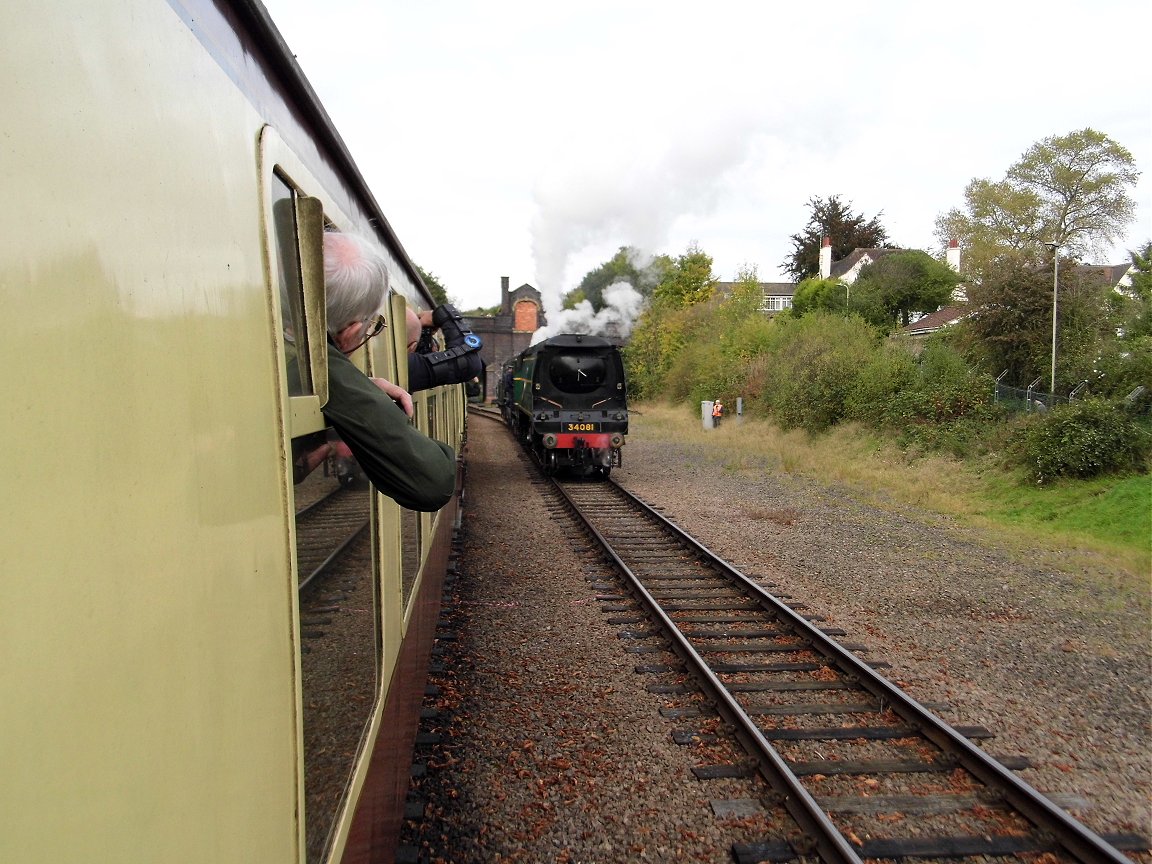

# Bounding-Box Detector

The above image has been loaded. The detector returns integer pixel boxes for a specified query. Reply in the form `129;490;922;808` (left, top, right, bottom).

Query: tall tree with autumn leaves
934;128;1140;276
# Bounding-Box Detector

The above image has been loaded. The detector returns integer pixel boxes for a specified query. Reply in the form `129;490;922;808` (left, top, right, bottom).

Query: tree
624;244;716;397
415;265;451;307
789;276;848;317
950;249;1054;384
781;195;893;282
934;129;1140;274
951;248;1123;392
849;250;962;329
1084;242;1152;402
564;246;670;310
1121;241;1152;339
653;244;716;308
720;264;765;324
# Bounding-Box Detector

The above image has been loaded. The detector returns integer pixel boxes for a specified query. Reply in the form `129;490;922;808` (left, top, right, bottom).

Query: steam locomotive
498;333;628;477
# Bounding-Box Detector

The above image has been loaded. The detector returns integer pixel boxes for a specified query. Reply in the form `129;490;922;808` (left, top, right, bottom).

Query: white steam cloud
530;281;646;345
528;112;772;342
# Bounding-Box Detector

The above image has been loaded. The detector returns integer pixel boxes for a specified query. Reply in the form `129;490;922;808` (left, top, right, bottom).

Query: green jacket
322;342;456;512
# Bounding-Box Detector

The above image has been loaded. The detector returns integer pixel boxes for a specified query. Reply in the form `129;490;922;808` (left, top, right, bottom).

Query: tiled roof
902;304;971;335
714;281;797;297
828;247;901;280
1073;263;1132;287
761;282;796;296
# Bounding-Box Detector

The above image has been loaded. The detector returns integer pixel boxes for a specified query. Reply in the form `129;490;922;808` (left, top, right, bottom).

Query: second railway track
551;475;1145;864
295;485;371;591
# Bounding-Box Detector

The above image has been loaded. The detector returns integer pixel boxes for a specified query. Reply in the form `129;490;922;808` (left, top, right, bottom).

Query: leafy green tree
624;245;717;397
653;244;716;308
849;250;962;329
564;246;670;310
789;276;848;316
415;265;451;307
719;264;764;323
950;249;1057;385
950;248;1127;394
781;195;893;281
1121;241;1152;340
1067;246;1152;403
561;287;587;310
755;311;882;433
934;129;1140;275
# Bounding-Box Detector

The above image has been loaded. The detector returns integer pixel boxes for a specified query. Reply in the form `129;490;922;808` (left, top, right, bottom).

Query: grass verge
630;402;1150;585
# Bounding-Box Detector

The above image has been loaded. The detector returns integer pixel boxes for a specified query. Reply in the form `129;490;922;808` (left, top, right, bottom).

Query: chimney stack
946;239;961;272
819;236;832;280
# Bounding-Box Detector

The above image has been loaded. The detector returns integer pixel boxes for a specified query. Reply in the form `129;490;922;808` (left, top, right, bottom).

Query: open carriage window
271;171;312;398
265;161;379;864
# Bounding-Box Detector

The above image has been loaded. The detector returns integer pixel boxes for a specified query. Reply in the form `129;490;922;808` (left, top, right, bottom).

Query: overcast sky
261;0;1151;314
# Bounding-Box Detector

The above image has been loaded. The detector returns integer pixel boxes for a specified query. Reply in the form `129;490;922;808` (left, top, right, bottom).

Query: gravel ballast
399;413;1150;863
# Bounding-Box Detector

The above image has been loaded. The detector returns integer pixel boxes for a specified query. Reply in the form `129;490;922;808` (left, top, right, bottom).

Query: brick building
463;276;547;400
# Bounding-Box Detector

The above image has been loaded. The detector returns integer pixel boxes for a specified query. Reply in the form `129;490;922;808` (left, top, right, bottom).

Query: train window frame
258;125;338;439
260;125;392;864
388;293;409;391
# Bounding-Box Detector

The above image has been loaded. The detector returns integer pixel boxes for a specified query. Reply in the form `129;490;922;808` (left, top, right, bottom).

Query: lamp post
1044;241;1060;397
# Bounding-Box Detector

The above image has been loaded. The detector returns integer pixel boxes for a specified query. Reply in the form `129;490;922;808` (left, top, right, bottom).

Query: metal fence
995;372;1147;415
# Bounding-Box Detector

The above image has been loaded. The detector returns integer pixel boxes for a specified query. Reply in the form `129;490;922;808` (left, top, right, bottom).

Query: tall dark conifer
781;195;893;281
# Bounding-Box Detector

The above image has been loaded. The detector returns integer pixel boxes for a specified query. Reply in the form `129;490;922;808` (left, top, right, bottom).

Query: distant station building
463;276;546;400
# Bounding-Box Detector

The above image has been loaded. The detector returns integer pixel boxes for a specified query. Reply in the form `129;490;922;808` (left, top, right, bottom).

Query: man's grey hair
322;231;389;334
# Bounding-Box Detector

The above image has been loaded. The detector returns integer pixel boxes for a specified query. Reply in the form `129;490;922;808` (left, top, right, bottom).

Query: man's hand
370;377;414;417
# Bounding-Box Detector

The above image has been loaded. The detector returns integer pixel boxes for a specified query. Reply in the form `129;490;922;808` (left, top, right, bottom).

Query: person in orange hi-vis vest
712;399;724;427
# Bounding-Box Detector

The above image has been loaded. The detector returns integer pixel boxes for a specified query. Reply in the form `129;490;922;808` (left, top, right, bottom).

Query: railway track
550;475;1145;864
295;485;371;591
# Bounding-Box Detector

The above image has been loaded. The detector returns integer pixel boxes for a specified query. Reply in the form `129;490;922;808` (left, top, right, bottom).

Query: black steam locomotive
497;333;628;477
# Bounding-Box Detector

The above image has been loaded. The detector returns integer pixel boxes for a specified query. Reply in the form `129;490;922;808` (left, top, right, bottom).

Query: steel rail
552;477;864;864
297;521;369;592
296;484;345;518
594;481;1133;864
295;488;372;592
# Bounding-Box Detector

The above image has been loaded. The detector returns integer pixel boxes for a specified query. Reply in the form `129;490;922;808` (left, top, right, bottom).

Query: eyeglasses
350;314;387;352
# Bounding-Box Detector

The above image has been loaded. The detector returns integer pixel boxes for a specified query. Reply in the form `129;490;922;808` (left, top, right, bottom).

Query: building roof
1073;262;1133;287
901;304;971;336
714;281;796;298
828;247;902;280
760;282;796;296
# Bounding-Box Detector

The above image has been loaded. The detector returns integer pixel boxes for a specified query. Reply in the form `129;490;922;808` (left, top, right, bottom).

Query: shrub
881;344;1002;458
844;346;917;426
761;312;882;433
1008;398;1151;483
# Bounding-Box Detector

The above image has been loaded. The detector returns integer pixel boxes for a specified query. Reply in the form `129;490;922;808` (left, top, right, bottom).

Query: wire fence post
995;370;1008;404
1026;376;1044;413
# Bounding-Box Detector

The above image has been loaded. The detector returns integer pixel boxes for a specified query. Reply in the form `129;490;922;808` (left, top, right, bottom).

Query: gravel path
399;412;1151;863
